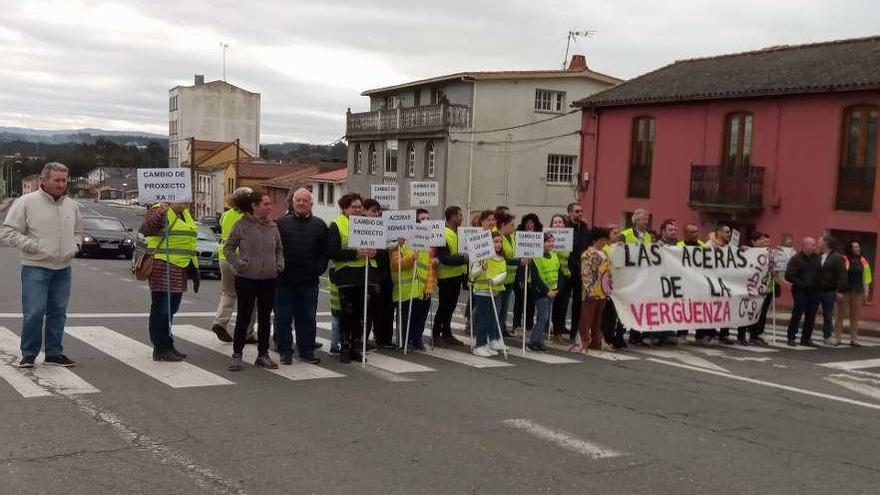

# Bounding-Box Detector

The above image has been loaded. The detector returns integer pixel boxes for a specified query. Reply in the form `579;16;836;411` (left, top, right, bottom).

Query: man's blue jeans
274;286;319;358
497;287;512;334
21;266;71;358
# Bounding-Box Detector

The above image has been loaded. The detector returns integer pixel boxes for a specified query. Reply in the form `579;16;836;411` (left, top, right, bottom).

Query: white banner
609;244;773;332
515;231;544;258
382;210;416;241
347;216;386;249
370;184;399;210
137;168;192;203
467;230;494;263
544;228;573;253
425;220;447;247
409;181;439;207
457;227;484;253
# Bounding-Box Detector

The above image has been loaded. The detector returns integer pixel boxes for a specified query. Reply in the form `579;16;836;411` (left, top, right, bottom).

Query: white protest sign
370;184;399;210
425;220;447;247
347;216;386;249
730;229;741;247
773;246;795;273
457;227;484;253
467;230;494;263
608;244;772;332
515;231;544;258
382;210;416;241
137;168;192;203
544;228;573;253
409;181;439;207
410;223;431;252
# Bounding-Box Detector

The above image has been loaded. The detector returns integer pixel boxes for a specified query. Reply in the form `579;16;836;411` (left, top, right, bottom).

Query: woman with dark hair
478;210;496;231
224;190;284;371
572;226;611;354
512;213;543;335
836;241;873;346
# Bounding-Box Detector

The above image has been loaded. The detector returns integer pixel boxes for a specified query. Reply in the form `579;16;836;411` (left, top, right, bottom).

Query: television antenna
219;42;230;81
563;29;596;68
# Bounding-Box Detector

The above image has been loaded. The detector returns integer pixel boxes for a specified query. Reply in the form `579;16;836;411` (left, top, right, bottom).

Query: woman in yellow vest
391;208;435;351
549;214;572;343
469;231;508;357
211;187;255;343
528;232;560;352
496;212;518;338
836;241;874;346
513;213;543;334
139;202;199;362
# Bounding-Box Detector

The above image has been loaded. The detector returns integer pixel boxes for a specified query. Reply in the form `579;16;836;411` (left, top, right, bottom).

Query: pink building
575;36;880;314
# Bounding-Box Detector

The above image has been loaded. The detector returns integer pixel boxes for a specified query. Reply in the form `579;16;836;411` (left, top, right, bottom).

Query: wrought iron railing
346;104;471;137
689;164;764;209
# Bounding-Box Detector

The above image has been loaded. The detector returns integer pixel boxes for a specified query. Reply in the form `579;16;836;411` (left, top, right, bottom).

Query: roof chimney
567;55;588;72
194;74;205;86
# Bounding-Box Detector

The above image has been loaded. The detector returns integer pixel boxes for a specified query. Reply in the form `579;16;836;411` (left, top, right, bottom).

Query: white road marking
454;335;578;364
101;271;114;276
66;326;233;388
647;358;880;411
825;374;880;401
767;341;817;351
118;277;132;283
174;324;343;381
819;358;880;371
687;347;772;363
314;335;435;374
631;348;731;373
502;418;625;459
417;346;513;368
543;341;641;361
0;327;99;397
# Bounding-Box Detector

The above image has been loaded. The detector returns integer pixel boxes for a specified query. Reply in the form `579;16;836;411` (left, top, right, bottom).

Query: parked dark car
196;222;221;279
76;216;135;259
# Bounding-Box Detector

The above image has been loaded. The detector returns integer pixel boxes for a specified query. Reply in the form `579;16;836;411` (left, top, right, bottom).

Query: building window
169;119;178;136
385;95;400;109
169;94;178;112
327;184;335;205
369;143;377;175
535;89;565;112
406;142;416;177
414;89;421;107
836;105;878;212
627;116;654;198
431;88;445;105
723;112;754;168
546;154;576;184
425;141;435;178
227;178;234;194
384;140;398;175
355;144;364;174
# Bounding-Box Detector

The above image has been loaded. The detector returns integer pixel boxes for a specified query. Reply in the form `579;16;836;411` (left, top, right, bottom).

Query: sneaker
211;324;233;342
601;341;615;352
254;354;278;369
279;353;293;365
170;348;187;359
299;355;321;365
329;345;341;354
526;342;545;352
44;354;75;367
473;345;494;357
153;349;182;362
228;354;242;371
489;339;507;352
17;355;36;368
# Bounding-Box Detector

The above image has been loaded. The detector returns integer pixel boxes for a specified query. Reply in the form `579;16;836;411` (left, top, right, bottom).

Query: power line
451;130;580;146
449;108;581;135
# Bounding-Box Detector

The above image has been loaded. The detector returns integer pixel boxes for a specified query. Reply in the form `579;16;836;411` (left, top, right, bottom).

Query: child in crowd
469;231;508;357
528;232;559;352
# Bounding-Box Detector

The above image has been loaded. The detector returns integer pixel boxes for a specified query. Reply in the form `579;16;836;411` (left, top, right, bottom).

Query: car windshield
197;225;218;241
82;217;126;231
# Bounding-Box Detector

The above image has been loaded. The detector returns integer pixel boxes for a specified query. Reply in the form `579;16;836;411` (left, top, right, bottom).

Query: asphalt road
1;213;880;494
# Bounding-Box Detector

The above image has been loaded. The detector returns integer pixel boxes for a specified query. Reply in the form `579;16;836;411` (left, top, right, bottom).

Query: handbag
131;213;178;281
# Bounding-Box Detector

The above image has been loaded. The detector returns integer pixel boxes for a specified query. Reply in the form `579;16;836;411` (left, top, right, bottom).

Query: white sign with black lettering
370;184;399;210
425;220;447;247
347;216;386;249
544;228;573;253
457;227;484;253
515;231;544;258
467;230;494;263
730;229;741;247
409;181;439;207
137;168;192;203
410;224;431;252
382;210;416;241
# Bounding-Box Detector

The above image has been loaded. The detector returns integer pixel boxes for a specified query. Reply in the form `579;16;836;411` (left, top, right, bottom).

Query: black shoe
787;339;797;347
245;335;258;345
750;337;769;347
17;355;36;368
736;338;750;346
718;337;735;345
280;353;293;365
526;342;542;352
153;349;182;362
300;355;321;365
171;348;187;359
44;354;75;367
313;342;324;350
211;324;233;342
350;349;366;363
379;342;398;350
339;344;351;363
800;340;817;347
329;345;341;354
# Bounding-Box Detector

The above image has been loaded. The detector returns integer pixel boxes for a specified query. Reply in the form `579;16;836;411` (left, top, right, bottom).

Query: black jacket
817;252;847;292
326;221;380;288
276;213;328;289
784;252;820;290
568;219;591;275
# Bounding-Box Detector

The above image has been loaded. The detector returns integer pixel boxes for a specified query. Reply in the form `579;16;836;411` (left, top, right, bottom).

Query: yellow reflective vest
147;206;198;269
438;226;467;279
218;208;244;261
331;214;377;271
471;257;507;292
532;252;560;292
391;244;431;302
621;228;653;244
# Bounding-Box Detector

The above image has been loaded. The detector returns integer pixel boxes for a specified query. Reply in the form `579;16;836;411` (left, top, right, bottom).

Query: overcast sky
1;0;877;143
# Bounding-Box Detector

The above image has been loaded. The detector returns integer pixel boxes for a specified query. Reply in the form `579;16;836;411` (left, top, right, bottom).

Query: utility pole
563;29;596;68
219;42;230;81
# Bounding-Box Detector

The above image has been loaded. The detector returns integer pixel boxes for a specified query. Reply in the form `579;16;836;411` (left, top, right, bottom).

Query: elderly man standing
2;162;81;368
620;209;653;346
785;237;822;346
211;187;255;343
274;188;328;365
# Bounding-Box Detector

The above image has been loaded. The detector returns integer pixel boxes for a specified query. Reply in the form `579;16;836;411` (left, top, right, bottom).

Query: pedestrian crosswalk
0;319;878;400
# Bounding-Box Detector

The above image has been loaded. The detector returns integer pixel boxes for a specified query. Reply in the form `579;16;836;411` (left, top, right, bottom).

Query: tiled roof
260;166;322;189
307;167;347;182
574;36;880;108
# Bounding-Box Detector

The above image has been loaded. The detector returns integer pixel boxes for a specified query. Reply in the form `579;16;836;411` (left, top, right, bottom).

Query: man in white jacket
1;162;81;368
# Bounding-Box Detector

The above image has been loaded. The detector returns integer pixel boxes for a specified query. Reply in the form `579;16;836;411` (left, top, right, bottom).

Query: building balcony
346;104;471;138
835;166;875;212
689;164;764;212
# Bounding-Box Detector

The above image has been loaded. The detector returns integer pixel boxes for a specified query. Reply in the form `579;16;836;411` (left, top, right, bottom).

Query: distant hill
0;126;167;146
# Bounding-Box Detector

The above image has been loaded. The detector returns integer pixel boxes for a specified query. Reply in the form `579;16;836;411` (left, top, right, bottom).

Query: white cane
403;263;418;354
488;285;509;360
468;264;475;350
397;245;403;347
361;259;369;367
522;263;529;355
